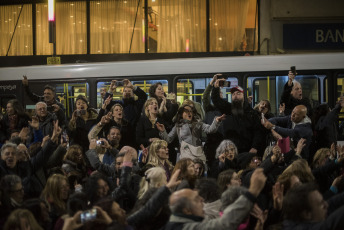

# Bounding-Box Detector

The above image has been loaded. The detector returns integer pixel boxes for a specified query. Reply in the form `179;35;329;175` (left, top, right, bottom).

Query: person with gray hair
280;69;313;117
210;139;238;178
164;168;267;230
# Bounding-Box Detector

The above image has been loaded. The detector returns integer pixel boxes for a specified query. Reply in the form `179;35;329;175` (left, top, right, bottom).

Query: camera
115;81;124;87
80;208;97;224
62;131;68;143
96;140;104;145
290;66;296;75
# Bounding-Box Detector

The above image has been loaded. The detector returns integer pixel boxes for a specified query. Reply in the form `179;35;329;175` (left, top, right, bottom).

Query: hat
230;86;244;94
237;152;256;170
75;95;89;109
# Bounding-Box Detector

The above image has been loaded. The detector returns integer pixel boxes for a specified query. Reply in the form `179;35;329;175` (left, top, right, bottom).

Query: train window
176;77;238;104
96;79;168;108
23;82;89;119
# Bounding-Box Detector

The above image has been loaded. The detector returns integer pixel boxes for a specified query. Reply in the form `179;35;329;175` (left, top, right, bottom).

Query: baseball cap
230;86;244;94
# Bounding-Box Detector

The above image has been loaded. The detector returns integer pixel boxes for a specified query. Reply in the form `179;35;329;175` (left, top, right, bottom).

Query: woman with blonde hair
4;209;43;230
312;147;331;168
137;167;167;199
143;139;174;181
136;98;167;147
41;174;70;227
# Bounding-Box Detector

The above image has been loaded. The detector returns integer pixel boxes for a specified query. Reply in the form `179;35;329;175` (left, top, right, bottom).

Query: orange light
48;0;55;21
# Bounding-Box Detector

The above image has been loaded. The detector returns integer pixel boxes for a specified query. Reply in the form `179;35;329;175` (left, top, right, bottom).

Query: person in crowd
157;104;225;164
4;209;44;230
40;174;70;227
141;139;174;181
262;105;313;160
254;99;274;119
217;169;242;194
97;100;136;149
68;95;98;152
0;174;25;217
164;168;267;230
283;183;344;230
194;178;222;220
0;99;30;143
280;70;313;117
83;172;111;206
171;158;197;191
22;76;66;126
21;198;52;230
149;82;178;130
202;74;226;167
0;121;60;197
31;101;57;139
210;139;238;178
193;158;205;178
311;97;344;153
182;99;205;121
89;113;121;165
211;81;265;155
62;144;88;182
137;167;167;199
104;79;147;128
220;186;268;230
136;98;166;147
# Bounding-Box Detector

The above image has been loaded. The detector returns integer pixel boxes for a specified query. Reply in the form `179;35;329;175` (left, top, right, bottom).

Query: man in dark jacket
22;76;66;127
280;70;313;117
262;105;313;160
104;79;147;128
163;168;267;230
283;183;344;230
211;81;265;155
31;102;57;140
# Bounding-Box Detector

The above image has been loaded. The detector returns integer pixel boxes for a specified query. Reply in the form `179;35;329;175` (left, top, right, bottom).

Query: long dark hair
149;82;166;101
175;104;199;127
7;99;26;116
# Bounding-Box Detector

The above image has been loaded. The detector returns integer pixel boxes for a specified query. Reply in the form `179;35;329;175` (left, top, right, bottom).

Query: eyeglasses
183;109;193;114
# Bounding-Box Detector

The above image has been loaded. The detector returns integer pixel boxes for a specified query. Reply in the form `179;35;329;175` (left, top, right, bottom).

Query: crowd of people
1;71;344;230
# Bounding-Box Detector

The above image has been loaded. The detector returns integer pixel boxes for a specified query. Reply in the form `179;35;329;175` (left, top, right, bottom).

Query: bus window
22;81;89;119
96;80;168;109
247;76;277;114
176;77;238;105
248;74;323;115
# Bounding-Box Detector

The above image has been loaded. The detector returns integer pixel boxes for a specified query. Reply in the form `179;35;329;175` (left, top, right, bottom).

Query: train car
0;53;344;120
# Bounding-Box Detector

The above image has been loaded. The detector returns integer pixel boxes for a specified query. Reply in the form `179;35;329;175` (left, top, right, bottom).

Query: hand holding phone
290;66;296;75
166;93;176;100
80;208;97;224
115;81;124;87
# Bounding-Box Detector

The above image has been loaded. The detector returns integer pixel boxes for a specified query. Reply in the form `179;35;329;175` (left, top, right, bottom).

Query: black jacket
0;113;30;143
136;115;166;147
280;82;313;117
211;87;265;154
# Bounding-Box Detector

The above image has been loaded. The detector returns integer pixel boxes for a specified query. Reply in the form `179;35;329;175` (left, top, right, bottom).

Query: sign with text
47;56;61;65
283;23;344;49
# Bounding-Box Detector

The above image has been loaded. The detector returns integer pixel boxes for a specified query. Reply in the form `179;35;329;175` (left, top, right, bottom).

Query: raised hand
279;103;285;115
166;169;182;189
210;74;221;86
272;182;284;210
51;104;60;112
156;122;165;132
218;153;225;163
110;80;117;91
216;114;226;122
123;79;133;88
102;96;112;109
29;116;40;130
51;120;62;143
140;144;148;164
295;138;306;155
41;135;51;148
22;75;28;86
19;127;30;142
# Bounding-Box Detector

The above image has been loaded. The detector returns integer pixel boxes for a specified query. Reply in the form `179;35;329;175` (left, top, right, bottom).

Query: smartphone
278;137;290;154
166;93;175;100
62;131;68;143
96;140;104;145
138;150;143;162
261;113;265;123
290;66;296;75
219;80;231;87
80;208;97;224
115;81;124;87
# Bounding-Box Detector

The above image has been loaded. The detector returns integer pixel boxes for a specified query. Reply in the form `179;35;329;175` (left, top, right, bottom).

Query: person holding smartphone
280;66;313;117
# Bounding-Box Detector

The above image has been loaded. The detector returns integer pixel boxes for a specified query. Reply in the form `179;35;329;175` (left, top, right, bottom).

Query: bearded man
211;81;265;155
